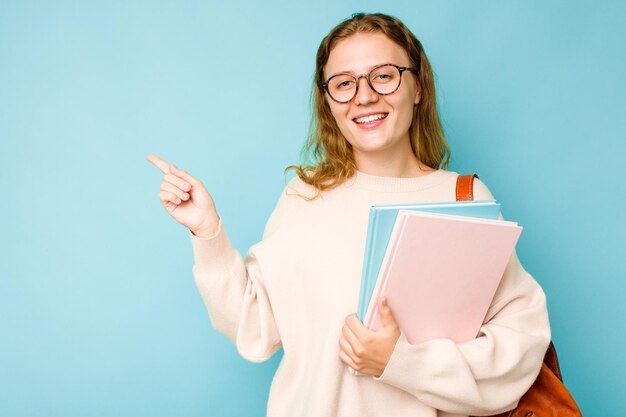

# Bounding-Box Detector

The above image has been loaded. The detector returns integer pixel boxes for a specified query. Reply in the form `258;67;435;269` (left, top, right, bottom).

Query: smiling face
323;32;421;173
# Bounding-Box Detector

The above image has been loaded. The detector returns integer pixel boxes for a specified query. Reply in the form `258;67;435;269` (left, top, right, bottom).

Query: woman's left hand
339;297;401;377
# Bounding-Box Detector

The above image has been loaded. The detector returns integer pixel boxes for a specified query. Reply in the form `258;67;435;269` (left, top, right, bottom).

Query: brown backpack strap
458;175;572;417
456;174;479;201
544;341;562;381
456;175;565;383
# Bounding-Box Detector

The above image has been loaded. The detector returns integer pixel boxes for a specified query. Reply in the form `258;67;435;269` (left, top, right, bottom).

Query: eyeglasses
322;63;418;104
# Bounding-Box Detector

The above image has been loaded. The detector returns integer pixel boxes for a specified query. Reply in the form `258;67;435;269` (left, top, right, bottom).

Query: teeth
354;113;386;124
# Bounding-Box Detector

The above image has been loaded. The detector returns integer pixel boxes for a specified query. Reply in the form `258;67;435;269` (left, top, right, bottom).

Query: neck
354;143;434;178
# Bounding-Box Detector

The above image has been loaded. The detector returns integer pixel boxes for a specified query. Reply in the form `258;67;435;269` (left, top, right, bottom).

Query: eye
333;77;355;90
372;72;394;83
371;65;400;85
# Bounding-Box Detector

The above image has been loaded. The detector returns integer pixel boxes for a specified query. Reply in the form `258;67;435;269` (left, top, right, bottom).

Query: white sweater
190;169;551;417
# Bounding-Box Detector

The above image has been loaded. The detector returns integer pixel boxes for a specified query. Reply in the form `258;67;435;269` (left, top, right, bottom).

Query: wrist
191;217;220;238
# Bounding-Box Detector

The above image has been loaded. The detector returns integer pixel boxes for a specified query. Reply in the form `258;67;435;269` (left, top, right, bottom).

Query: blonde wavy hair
286;13;450;191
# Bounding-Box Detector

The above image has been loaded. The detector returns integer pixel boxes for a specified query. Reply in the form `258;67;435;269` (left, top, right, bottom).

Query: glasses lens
370;65;401;95
327;74;356;102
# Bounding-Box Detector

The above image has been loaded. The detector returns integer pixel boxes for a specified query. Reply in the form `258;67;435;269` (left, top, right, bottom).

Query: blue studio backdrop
1;1;624;416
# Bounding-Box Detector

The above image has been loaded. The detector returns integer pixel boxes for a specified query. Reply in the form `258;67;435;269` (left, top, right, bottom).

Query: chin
350;135;391;151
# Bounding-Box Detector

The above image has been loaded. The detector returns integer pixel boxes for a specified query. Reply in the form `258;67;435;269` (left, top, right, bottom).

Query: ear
414;83;421;105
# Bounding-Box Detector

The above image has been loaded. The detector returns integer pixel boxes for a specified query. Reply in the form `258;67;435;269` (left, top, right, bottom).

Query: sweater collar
345;169;448;193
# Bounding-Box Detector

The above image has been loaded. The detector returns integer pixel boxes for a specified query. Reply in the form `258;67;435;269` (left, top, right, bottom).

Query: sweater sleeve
374;177;552;415
189;190;288;363
376;252;551;415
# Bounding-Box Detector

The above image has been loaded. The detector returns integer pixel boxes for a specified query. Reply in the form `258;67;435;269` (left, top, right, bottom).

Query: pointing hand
147;153;220;237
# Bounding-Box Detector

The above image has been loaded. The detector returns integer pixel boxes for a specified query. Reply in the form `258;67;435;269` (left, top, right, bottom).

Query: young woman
148;13;551;417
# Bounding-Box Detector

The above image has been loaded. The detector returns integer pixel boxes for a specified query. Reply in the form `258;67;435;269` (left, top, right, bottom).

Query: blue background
1;1;624;416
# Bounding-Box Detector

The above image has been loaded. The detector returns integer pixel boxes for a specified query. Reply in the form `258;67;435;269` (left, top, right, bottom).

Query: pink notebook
364;210;522;345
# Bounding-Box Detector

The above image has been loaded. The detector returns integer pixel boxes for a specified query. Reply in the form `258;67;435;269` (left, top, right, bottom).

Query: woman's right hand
147;154;220;238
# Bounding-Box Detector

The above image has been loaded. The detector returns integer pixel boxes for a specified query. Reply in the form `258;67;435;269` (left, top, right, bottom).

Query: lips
353;112;388;124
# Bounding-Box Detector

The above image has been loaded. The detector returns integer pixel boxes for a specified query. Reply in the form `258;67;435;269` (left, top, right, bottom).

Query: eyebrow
325;62;395;80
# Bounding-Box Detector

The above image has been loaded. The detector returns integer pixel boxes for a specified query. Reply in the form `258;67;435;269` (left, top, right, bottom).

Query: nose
354;75;378;105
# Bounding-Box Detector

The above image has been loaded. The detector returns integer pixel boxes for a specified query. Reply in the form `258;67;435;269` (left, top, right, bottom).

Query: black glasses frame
321;63;419;104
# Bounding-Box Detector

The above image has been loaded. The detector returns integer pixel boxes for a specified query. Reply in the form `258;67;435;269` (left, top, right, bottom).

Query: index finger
146;153;170;174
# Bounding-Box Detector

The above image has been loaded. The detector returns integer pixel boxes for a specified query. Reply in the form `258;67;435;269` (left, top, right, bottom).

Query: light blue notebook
357;200;501;321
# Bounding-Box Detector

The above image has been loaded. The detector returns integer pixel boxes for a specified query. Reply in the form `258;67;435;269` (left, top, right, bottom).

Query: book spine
364;213;407;331
357;210;377;321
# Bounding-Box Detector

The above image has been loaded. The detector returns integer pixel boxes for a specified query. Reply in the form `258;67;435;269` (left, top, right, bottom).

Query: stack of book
357;200;522;345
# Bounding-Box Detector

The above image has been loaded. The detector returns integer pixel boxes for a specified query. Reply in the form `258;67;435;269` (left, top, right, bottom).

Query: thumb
377;297;398;329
